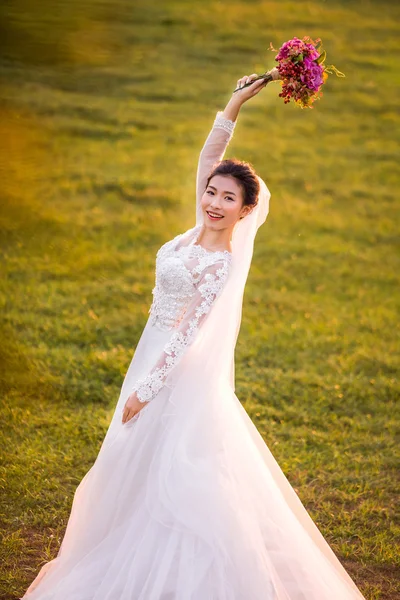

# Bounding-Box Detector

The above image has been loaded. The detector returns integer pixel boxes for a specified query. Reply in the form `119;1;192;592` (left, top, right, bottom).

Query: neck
196;223;234;252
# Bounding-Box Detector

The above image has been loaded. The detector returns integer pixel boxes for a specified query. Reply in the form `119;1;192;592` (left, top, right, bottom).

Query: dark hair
205;159;260;218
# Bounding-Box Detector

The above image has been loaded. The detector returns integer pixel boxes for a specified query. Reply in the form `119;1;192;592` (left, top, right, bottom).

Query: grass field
1;1;399;598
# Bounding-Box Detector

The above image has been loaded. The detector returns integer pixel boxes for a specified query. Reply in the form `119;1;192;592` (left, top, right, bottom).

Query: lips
206;211;224;220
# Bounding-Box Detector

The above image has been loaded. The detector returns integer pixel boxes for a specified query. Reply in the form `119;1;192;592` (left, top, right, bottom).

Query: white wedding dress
22;113;366;600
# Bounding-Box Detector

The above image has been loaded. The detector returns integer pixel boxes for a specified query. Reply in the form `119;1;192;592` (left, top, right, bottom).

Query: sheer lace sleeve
131;257;231;403
196;111;236;226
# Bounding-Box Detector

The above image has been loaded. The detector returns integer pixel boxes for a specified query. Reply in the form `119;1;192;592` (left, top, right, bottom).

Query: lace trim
185;244;232;263
213;111;236;137
132;259;230;402
179;224;232;259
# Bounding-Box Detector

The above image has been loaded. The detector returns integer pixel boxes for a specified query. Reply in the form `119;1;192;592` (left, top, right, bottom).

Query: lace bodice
149;224;232;331
131;111;236;404
131;227;232;402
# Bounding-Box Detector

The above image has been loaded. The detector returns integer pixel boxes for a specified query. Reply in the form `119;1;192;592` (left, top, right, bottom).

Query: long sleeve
196;112;237;226
132;257;231;403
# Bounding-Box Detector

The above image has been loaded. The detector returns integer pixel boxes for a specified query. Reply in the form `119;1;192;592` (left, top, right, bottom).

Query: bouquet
234;36;345;108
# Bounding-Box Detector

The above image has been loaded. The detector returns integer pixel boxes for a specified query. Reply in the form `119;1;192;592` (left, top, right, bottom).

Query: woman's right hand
122;391;148;423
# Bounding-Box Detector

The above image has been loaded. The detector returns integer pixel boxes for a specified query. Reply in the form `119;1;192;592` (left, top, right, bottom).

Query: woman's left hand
122;391;148;423
233;73;269;103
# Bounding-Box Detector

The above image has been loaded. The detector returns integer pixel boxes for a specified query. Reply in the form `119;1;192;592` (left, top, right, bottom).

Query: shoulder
196;252;232;286
156;225;196;257
171;224;200;247
195;257;230;304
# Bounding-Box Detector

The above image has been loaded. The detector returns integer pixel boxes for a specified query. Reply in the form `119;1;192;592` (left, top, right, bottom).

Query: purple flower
299;56;323;90
308;62;324;90
271;35;337;107
305;43;319;60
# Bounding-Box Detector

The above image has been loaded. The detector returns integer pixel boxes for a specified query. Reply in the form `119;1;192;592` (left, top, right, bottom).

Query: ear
239;204;253;219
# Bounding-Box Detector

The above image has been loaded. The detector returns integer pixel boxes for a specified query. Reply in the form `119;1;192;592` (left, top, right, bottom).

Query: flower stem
232;71;276;93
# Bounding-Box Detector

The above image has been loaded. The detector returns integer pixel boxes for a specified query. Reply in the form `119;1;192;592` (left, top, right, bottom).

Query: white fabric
130;233;232;403
22;112;366;600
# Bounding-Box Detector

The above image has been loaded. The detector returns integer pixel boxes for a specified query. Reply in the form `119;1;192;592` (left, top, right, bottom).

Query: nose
210;195;222;209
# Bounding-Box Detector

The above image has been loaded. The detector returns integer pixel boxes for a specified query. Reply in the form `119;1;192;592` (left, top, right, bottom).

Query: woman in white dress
22;74;367;600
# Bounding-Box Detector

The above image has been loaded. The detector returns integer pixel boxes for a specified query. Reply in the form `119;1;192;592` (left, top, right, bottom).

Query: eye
206;190;214;195
225;196;234;202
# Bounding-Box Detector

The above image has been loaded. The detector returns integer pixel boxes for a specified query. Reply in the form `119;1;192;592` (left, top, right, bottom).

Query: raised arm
195;113;236;225
196;73;271;225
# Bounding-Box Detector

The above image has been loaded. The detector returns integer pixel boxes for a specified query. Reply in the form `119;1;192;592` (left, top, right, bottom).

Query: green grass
1;0;399;598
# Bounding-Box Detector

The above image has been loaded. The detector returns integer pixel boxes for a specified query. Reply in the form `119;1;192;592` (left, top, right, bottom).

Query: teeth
208;211;223;218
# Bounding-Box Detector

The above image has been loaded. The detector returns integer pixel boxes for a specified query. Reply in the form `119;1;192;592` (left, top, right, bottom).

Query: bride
22;74;366;600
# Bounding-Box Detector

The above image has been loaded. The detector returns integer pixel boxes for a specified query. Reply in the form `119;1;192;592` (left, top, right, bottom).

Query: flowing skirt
22;316;366;600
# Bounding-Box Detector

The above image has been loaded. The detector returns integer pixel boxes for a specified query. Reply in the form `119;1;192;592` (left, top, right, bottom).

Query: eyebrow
207;185;237;196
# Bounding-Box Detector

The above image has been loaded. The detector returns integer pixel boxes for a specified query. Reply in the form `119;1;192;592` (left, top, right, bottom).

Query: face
201;175;253;229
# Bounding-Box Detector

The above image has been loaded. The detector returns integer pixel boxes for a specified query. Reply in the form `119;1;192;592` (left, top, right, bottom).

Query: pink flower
272;36;329;107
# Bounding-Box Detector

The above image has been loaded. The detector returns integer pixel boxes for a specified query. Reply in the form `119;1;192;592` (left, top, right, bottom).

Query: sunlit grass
0;1;399;598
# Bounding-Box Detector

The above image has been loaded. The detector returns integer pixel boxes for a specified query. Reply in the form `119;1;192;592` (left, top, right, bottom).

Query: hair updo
205;159;260;218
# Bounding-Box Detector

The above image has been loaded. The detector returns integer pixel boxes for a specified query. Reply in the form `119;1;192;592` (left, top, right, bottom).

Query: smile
206;211;224;220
